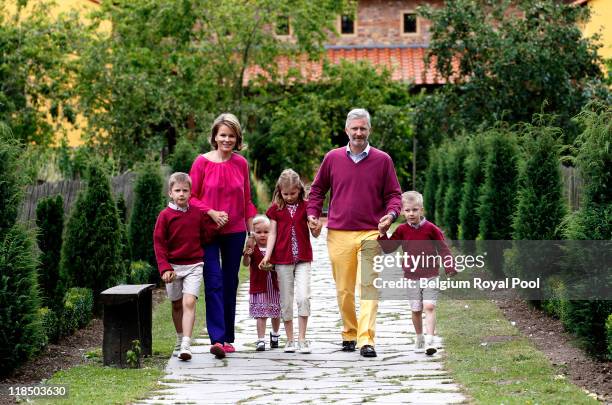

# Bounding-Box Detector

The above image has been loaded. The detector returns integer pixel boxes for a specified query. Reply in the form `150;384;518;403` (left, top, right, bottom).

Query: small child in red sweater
378;191;457;355
242;215;281;351
153;172;216;361
260;169;321;354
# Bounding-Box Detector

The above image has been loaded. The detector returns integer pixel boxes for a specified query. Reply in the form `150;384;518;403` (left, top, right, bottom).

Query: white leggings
275;262;311;321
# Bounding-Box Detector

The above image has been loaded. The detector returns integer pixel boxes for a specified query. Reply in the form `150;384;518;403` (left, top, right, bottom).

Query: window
276;16;290;36
403;13;417;34
341;14;355;35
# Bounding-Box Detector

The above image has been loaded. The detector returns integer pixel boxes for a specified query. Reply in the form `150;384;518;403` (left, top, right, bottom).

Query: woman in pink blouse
189;113;257;359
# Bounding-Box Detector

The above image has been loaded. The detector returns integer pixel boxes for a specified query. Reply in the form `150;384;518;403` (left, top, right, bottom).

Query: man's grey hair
345;108;371;129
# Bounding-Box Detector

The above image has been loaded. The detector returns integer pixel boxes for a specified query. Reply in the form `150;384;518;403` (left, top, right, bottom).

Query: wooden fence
19;171;137;227
560;165;583;212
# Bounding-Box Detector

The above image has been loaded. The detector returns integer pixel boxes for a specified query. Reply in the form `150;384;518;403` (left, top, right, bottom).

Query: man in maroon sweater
307;108;402;357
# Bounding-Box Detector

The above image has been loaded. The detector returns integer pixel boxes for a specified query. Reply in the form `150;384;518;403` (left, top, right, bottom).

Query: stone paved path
141;228;466;404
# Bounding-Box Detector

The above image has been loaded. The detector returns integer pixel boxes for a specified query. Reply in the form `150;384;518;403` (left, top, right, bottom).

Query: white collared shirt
168;202;189;212
346;143;371;163
409;217;427;229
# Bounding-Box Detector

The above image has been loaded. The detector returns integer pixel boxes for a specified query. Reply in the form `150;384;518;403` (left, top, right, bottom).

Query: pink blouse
189;153;257;235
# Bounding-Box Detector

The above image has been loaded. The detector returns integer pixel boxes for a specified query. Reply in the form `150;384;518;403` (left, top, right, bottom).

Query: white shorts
407;277;439;312
165;262;203;302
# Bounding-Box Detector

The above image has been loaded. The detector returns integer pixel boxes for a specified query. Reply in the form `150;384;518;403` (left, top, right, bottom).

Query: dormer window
341;14;355;35
403;13;418;34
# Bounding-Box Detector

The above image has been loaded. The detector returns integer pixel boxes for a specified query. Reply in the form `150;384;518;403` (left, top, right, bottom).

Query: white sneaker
284;340;296;353
173;336;182;357
414;334;425;353
425;336;437;356
179;337;192;361
255;339;266;352
299;340;311;354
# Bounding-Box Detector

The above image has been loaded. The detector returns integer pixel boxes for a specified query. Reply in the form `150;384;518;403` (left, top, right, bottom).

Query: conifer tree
443;140;467;240
60;163;124;299
128;164;163;280
35;195;64;307
423;149;439;223
459;134;487;240
434;142;449;227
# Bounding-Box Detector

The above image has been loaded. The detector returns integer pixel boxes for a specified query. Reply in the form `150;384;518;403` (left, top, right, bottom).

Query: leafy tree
75;0;350;169
459;134;487;240
443;140;467;240
0;1;81;145
35;195;64;307
60;163;124;300
0;225;45;376
116;194;132;279
248;61;413;189
168;136;199;175
128;163;164;279
416;0;606;142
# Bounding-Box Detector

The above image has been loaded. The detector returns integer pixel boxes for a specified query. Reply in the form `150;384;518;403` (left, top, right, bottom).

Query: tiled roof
244;46;447;86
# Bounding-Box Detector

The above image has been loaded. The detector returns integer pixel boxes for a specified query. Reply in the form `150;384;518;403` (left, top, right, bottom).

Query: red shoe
223;343;235;353
210;343;226;359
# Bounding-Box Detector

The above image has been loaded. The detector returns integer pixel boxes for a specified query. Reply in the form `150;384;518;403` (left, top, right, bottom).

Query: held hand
162;270;175;283
259;257;270;270
208;210;229;228
243;247;253;256
310;221;322;238
378;214;393;235
307;215;319;230
245;235;256;250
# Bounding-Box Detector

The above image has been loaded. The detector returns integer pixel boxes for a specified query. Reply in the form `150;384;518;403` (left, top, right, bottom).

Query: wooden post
100;284;155;367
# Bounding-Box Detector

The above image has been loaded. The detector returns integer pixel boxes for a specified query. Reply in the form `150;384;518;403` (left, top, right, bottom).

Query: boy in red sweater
378;191;457;355
153;172;216;361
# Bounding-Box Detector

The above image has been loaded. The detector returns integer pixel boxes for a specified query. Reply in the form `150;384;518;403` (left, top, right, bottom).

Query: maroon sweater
266;201;313;264
249;246;279;294
307;147;402;230
153;206;217;274
378;220;456;279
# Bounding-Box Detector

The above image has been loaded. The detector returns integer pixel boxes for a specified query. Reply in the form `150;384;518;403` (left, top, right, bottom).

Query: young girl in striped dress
242;215;281;351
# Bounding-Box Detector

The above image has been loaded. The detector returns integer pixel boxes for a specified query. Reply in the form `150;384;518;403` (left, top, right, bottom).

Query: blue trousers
203;232;245;344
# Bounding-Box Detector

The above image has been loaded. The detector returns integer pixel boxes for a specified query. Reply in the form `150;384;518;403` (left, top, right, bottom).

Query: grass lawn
437;299;598;404
38;264;252;404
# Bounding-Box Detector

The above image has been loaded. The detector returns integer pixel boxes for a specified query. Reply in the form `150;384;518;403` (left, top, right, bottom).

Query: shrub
38;307;60;344
423;149;439;223
60;287;94;336
478;126;519;241
116;195;131;280
560;104;612;357
128;163;163;282
0;133;22;239
35;195;64;307
442;140;467;240
60;163;125;300
478;127;519;278
168;137;199;174
513;122;566;240
434;142;449;227
0;225;45;376
128;261;153;285
459;134;486;241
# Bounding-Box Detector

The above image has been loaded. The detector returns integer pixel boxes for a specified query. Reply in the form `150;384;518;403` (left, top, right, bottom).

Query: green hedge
128;261;153;285
35;195;64;308
39;306;60;344
60;288;94;336
606;314;612;359
0;225;45;376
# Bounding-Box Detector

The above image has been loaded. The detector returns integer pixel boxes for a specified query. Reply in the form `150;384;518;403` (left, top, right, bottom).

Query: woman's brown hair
209;113;243;151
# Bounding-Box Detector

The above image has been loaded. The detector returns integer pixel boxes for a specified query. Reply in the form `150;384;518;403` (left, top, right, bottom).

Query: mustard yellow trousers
327;229;380;347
